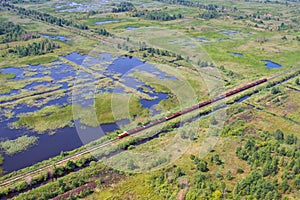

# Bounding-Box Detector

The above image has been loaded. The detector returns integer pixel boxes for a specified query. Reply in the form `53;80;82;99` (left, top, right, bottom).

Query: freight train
117;78;267;139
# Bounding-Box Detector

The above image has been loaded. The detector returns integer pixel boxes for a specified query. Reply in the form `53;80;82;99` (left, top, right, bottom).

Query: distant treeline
153;0;230;11
0;20;39;43
10;39;59;57
117;41;184;60
199;11;221;19
131;10;183;21
198;11;220;19
0;2;88;30
94;28;112;37
112;2;135;13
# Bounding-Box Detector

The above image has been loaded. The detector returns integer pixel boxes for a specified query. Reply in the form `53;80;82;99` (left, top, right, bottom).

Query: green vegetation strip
0;136;38;155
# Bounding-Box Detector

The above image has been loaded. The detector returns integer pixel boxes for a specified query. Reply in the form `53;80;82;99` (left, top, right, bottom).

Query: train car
191;105;199;110
165;112;181;120
198;100;212;107
135;126;144;132
117;78;268;139
117;131;129;139
127;129;137;135
212;95;226;102
256;78;267;84
225;79;267;97
181;107;192;115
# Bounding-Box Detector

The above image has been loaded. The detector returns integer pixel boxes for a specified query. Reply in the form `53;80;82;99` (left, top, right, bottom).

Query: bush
274;129;284;141
271;87;280;95
295;78;300;85
215;172;223;179
285;134;297;145
226;170;233;180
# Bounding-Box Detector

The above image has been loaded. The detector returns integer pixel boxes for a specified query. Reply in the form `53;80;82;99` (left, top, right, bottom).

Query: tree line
112;2;135;13
199;10;220;20
1;2;88;30
0;20;39;43
93;28;112;37
131;10;183;21
154;0;230;12
10;39;59;57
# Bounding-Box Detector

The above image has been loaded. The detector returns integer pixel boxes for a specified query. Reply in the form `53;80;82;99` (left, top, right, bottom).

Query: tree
295;78;300;85
127;159;136;170
279;179;290;193
226;170;233;180
174;167;185;179
66;160;76;170
197;160;209;172
211;154;223;165
180;130;188;139
285;134;297;145
271;87;280;95
210;116;218;125
189;132;195;141
293;175;300;190
275;129;284;141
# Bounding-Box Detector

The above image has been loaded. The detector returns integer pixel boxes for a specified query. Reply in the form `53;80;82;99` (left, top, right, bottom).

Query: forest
131;10;183;21
112;2;135;13
1;2;88;30
11;39;59;57
0;21;39;43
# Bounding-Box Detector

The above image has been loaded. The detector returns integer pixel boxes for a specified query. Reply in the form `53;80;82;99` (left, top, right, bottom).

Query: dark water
106;56;144;74
1;63;75;82
1;67;23;80
229;52;243;57
264;60;282;69
24;81;51;90
1;52;173;173
39;34;69;42
220;30;239;35
137;86;168;109
61;52;88;65
235;95;250;102
66;53;173;108
95;20;120;25
0;89;19;97
217;38;230;42
2;120;129;173
126;26;138;30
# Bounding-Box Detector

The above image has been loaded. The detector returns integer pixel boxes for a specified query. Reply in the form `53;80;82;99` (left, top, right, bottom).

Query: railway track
117;78;268;138
1;2;299;190
116;68;300;139
0;78;267;187
1;69;299;188
0;138;118;187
